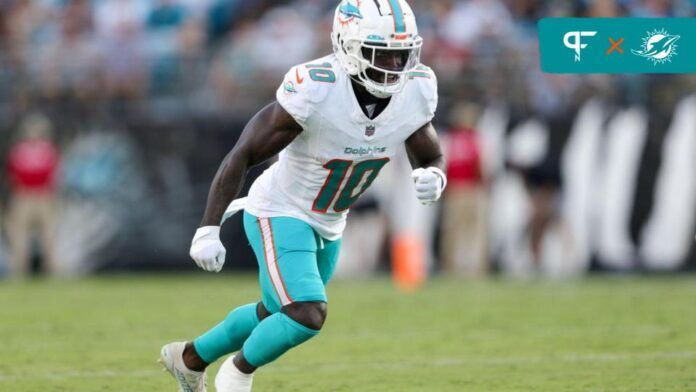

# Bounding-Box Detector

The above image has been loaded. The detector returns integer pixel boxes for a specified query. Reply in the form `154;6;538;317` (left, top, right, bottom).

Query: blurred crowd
0;0;694;278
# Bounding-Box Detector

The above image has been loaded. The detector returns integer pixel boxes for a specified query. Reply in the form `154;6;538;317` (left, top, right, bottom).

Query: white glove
190;226;226;272
411;167;447;206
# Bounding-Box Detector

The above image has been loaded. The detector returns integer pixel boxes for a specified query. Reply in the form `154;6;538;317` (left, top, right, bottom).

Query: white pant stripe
259;218;292;306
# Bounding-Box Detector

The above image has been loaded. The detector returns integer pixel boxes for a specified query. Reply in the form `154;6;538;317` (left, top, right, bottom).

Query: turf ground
1;275;695;391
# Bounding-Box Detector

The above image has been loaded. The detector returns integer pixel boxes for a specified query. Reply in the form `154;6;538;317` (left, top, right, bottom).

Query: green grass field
1;275;695;391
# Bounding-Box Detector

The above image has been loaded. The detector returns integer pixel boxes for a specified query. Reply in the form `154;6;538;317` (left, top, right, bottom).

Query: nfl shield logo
365;125;376;137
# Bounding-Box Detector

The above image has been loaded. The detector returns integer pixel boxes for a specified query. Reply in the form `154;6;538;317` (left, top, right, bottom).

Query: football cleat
159;342;207;392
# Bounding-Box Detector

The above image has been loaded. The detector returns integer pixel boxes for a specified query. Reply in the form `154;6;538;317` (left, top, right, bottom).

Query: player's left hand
411;167;447;206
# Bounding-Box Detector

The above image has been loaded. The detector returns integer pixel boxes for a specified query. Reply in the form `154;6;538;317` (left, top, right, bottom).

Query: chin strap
366;85;393;99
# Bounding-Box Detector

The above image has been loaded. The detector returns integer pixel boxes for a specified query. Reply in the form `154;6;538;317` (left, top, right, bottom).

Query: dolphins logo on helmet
632;29;680;65
338;1;363;26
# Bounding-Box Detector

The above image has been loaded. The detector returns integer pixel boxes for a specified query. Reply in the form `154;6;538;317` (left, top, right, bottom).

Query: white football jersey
245;54;438;240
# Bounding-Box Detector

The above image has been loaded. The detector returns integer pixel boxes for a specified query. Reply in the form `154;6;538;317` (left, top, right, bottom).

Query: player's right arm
200;102;302;226
190;101;303;272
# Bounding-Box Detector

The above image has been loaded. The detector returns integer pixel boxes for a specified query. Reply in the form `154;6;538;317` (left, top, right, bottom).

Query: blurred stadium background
2;1;696;391
0;0;694;279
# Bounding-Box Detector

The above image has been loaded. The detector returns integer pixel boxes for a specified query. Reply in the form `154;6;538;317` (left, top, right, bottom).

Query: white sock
215;356;254;392
230;361;253;383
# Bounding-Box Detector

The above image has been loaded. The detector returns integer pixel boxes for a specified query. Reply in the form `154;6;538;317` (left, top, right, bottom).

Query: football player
160;1;446;390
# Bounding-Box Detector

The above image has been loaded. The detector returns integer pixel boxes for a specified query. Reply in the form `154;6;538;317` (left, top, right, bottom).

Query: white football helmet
331;0;423;98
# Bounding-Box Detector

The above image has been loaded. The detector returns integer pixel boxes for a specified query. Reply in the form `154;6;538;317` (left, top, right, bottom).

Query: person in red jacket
440;102;488;277
5;113;61;277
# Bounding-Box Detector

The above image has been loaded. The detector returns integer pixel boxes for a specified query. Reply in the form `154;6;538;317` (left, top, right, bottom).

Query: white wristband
427;167;448;190
193;226;221;242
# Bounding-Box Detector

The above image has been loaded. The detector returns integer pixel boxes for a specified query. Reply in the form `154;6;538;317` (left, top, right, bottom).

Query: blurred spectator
95;0;148;99
35;0;100;100
94;0;149;39
440;102;488;277
586;0;621;16
179;0;214;19
251;6;316;74
146;0;192;94
439;0;514;50
3;0;49;52
5;113;61;277
631;0;676;16
208;20;262;111
173;19;208;96
147;0;187;30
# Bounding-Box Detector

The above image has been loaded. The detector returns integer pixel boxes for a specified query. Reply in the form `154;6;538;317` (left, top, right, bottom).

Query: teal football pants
193;212;341;365
243;211;341;314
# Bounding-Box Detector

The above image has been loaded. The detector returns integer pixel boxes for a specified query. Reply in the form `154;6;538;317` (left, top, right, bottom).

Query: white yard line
1;351;693;381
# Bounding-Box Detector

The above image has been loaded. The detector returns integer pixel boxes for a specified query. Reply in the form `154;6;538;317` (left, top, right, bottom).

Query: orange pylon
392;232;426;291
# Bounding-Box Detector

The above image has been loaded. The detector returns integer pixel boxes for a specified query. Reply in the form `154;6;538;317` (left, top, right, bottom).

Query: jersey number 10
306;63;336;83
312;158;390;213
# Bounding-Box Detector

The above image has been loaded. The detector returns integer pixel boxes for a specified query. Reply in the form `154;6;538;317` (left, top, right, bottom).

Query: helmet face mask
331;0;423;98
361;43;421;82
